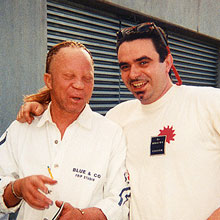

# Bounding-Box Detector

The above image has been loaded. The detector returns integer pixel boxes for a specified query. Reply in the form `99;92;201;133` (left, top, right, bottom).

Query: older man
0;41;129;219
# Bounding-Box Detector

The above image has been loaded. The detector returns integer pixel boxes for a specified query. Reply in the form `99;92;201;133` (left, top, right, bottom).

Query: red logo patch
158;126;176;143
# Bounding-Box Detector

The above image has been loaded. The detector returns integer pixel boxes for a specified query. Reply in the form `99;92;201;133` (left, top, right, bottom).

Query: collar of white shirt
37;103;93;130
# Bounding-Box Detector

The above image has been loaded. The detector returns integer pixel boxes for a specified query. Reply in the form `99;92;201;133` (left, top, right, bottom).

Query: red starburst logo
158;126;176;143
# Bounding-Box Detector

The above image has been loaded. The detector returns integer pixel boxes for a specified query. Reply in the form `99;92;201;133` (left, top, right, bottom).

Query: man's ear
44;73;52;90
165;53;173;74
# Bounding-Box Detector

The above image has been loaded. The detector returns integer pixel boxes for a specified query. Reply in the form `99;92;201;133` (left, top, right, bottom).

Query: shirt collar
141;84;175;112
37;103;93;130
76;104;93;130
37;102;53;128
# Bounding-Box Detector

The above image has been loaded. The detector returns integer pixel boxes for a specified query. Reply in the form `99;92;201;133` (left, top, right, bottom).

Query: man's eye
83;77;93;82
120;65;130;71
140;61;148;65
64;75;73;80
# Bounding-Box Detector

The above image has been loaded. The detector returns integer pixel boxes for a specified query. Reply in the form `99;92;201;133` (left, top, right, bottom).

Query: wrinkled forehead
49;47;94;72
46;44;94;73
54;47;92;61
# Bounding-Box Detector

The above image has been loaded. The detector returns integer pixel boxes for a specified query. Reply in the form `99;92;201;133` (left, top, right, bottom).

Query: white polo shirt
0;104;130;220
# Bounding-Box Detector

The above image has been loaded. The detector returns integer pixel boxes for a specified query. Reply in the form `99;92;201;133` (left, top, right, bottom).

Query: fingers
55;202;84;220
33;102;45;116
19;175;57;210
16;103;34;124
55;200;63;208
24;187;53;210
16;104;34;123
16;102;44;124
56;201;72;211
37;175;57;194
55;202;72;219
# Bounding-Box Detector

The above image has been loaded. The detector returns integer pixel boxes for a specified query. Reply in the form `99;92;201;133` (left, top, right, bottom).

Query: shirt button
54;164;59;168
54;140;58;144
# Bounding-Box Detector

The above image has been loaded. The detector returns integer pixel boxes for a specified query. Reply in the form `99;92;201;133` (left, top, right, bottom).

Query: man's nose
129;65;140;79
71;79;84;89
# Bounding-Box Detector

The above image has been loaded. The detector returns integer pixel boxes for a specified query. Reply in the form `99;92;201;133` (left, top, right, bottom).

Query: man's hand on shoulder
16;102;46;124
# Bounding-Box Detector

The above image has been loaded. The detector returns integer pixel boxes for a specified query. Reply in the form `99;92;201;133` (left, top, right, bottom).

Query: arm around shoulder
17;86;50;124
16;101;47;124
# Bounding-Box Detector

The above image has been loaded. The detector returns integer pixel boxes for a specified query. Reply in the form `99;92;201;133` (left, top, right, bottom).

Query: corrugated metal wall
47;0;219;115
168;34;218;86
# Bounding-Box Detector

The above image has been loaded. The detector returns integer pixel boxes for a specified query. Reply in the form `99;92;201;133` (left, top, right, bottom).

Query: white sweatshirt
107;85;220;220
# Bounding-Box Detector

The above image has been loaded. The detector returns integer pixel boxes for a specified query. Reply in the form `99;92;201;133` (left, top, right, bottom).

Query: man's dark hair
116;23;169;63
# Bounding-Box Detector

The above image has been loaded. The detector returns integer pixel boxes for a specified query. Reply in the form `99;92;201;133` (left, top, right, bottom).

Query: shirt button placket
54;164;59;168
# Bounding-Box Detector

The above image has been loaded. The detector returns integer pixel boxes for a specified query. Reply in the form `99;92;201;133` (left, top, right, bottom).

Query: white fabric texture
106;85;220;220
0;104;129;220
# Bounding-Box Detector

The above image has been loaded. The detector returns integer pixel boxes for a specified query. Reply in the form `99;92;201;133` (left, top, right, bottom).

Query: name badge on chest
150;136;166;156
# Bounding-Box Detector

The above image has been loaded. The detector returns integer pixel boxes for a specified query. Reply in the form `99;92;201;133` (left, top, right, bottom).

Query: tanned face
118;38;173;105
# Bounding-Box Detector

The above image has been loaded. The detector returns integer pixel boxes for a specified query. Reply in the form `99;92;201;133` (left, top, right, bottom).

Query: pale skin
6;47;106;220
16;39;220;220
44;47;94;138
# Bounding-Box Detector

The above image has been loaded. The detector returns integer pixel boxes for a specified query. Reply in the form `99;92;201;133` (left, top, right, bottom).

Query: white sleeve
0;124;22;214
94;127;130;219
198;88;220;139
0;213;9;220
